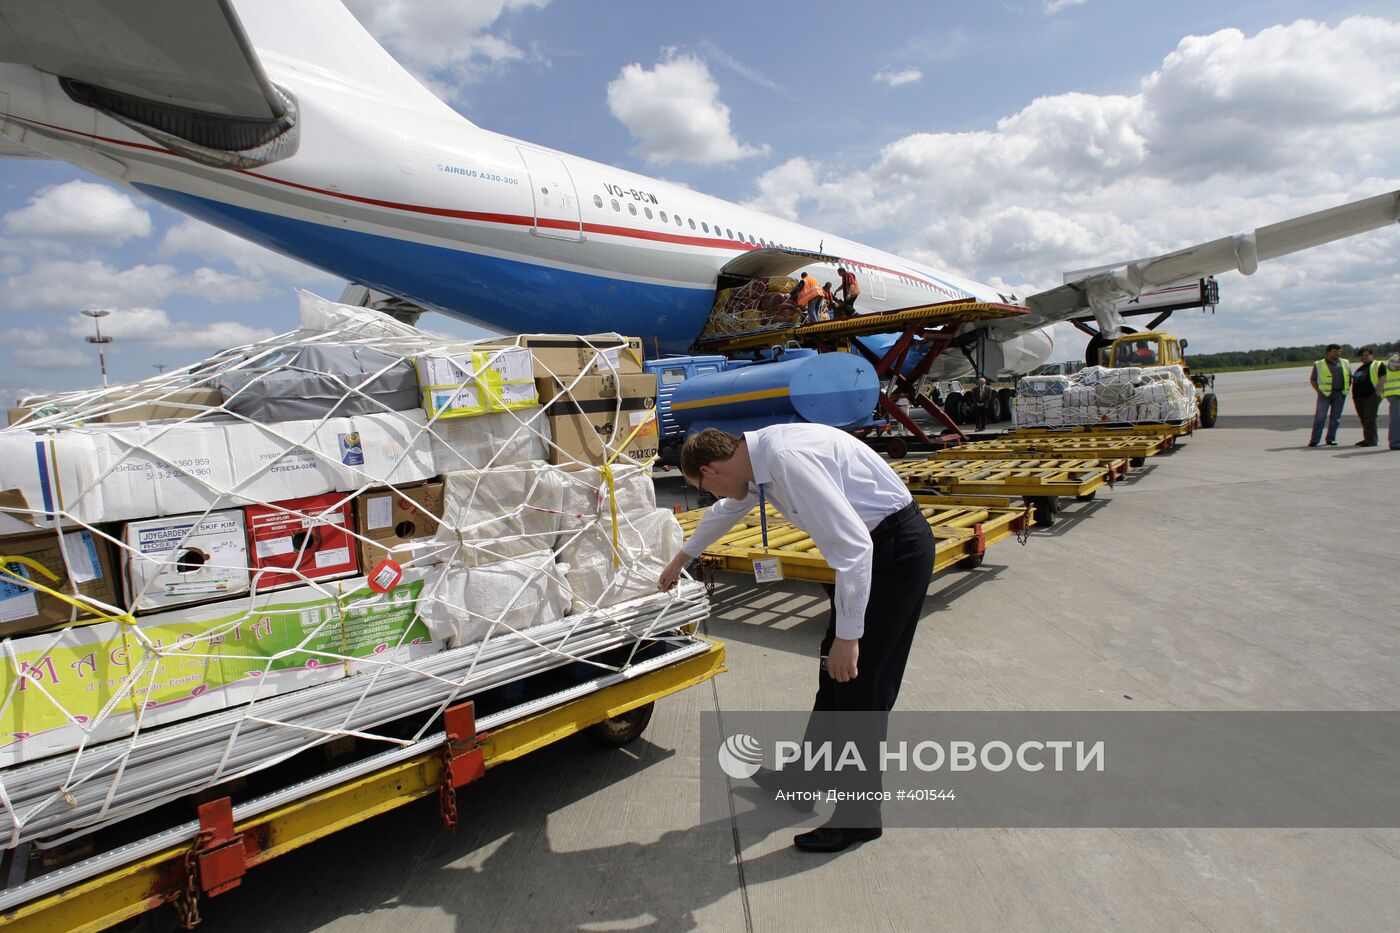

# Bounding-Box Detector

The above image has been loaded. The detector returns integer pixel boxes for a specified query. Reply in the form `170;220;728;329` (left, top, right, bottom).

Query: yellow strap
0;555;136;627
600;407;659;568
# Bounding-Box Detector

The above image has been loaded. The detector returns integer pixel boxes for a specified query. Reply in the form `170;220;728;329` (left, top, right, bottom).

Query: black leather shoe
751;768;815;813
1307;441;1319;447
1326;441;1338;446
793;825;883;852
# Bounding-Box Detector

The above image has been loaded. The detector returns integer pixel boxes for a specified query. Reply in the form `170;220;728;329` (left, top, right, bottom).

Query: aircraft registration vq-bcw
0;0;1396;377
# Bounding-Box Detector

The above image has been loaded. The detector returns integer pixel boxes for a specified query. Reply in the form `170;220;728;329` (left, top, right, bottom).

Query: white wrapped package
434;461;565;566
418;549;569;647
1018;375;1071;397
556;464;656;540
557;508;683;613
427;408;551;472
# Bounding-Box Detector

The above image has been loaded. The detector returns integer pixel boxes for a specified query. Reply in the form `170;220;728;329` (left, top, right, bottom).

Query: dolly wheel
957;552;985;570
1076;491;1097;502
1199;393;1219;428
1027;496;1057;527
1129;457;1146;467
887;436;909;460
587;703;655;747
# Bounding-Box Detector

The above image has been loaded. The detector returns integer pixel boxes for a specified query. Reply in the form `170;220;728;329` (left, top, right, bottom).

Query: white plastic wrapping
419;549;570;647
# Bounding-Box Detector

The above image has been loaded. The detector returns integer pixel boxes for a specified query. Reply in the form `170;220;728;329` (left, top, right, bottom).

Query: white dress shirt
681;423;913;639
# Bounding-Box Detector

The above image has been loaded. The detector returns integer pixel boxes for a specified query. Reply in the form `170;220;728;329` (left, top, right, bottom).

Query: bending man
659;425;935;852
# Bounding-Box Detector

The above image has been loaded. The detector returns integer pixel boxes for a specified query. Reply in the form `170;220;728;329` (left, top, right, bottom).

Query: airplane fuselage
0;33;1054;375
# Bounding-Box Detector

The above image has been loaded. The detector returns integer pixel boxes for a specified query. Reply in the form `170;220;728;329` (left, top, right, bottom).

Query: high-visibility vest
1382;364;1400;398
1363;360;1385;390
1315;358;1351;395
839;269;860;298
795;275;822;307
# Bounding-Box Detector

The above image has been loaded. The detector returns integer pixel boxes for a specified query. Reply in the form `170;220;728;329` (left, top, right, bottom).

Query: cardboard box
246;493;358;591
7;387;226;427
417;347;539;420
94;421;239;519
483;334;644;379
0;528;120;638
123;510;251;612
536;373;659;465
0;432;106;526
354;482;444;570
0;571;438;767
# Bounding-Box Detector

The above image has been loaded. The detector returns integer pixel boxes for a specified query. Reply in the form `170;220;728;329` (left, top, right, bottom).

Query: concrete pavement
203;367;1400;933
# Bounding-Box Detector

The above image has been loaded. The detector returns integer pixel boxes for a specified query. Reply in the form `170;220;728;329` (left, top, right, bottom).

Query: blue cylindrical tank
670;352;878;431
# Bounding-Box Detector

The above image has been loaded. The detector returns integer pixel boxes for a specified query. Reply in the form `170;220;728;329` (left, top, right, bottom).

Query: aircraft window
628;203;637;215
660;211;668;222
644;207;653;219
675;215;683;227
611;199;621;211
726;228;734;239
701;222;709;233
660;368;688;386
688;219;696;230
593;195;603;208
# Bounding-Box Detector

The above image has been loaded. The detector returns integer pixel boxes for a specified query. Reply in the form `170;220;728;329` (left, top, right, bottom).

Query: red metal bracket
970;522;986;558
195;798;246;897
444;700;486;788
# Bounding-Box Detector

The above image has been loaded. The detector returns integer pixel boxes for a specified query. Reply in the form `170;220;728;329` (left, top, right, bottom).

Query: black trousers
804;500;935;827
1354;394;1380;446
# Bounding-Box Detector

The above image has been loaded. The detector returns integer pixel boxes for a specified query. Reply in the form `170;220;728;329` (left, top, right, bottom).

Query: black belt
872;499;920;539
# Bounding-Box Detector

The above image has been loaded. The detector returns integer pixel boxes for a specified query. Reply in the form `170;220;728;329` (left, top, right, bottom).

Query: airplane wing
0;0;296;166
1018;188;1400;336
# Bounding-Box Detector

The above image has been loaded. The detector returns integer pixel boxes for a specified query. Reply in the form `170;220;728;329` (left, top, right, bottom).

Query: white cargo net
0;291;707;849
1012;365;1199;428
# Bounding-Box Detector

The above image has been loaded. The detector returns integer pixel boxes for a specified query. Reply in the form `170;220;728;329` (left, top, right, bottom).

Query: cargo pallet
676;494;1033;582
935;434;1172;462
0;638;726;932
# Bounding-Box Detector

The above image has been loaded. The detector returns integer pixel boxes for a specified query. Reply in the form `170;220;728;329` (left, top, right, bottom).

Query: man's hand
826;637;859;683
658;552;689;592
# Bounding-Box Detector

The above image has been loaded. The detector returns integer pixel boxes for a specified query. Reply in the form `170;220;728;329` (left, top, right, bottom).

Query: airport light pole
82;308;113;388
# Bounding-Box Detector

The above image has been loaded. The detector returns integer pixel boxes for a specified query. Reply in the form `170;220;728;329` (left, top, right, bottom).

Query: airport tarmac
203;366;1399;933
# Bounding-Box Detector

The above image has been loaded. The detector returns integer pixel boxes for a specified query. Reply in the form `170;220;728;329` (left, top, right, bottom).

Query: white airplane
1;0;1396;380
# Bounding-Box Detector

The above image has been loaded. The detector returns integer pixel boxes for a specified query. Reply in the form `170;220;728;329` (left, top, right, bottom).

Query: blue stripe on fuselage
135;185;713;351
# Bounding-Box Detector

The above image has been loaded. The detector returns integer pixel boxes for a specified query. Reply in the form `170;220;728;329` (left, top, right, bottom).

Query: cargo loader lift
0;638;726;933
695;300;1028;456
676;494;1033;581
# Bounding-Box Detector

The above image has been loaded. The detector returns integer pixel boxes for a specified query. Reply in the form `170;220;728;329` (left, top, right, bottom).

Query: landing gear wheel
1199;393;1219;428
587;703;655;747
995;388;1014;423
945;393;965;425
1027;495;1058;527
886;436;909;460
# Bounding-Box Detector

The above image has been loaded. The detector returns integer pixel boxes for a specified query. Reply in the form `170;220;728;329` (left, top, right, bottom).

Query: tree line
1187;340;1400;370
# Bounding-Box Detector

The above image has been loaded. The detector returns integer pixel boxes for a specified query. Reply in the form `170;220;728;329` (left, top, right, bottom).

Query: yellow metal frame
696;301;1026;353
891;457;1130;498
676;495;1031;582
1009;421;1194;439
936;434;1169;460
0;640;727;933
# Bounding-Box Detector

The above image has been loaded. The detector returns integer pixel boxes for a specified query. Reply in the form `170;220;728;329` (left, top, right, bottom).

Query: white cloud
1044;0;1086;13
874;67;924;87
607;52;769;166
342;0;552;95
750;16;1400;348
2;180;151;245
63;307;276;350
3;259;277;312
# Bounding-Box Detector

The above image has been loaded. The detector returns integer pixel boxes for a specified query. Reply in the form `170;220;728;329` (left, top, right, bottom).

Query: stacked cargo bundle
698;276;802;339
0;292;703;849
1013;365;1198;427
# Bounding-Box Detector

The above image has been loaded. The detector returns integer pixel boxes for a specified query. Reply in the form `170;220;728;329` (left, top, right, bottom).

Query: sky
2;0;1398;403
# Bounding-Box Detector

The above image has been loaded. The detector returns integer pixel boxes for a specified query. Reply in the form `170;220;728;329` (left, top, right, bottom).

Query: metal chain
438;748;459;832
169;829;213;929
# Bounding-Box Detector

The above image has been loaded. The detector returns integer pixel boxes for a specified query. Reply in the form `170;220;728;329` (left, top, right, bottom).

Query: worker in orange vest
793;272;824;324
836;266;861;317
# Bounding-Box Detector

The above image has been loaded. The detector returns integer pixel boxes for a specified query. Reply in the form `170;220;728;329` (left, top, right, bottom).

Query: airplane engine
983;328;1054;376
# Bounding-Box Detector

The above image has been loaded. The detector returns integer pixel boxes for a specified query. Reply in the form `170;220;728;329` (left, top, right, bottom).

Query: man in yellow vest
1382;351;1400;450
1308;344;1350;447
1350;346;1384;447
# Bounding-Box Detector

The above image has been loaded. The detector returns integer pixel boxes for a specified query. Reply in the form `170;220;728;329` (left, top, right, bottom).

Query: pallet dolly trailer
0;637;726;932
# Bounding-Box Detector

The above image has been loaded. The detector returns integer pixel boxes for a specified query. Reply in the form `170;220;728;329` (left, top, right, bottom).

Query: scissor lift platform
676;494;1032;582
695;299;1029;451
